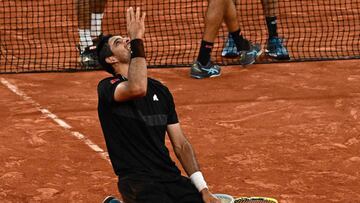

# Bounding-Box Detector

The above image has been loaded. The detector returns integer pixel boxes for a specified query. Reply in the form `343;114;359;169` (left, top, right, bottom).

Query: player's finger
141;12;146;23
129;7;134;22
126;7;131;26
135;7;140;20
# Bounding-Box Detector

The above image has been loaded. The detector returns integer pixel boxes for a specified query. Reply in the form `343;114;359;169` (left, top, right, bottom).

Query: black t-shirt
97;75;181;182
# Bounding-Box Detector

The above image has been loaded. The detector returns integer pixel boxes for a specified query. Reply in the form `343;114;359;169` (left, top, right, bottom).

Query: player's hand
126;7;146;40
200;188;221;203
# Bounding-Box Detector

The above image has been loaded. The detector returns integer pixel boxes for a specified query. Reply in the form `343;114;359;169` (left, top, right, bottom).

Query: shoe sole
190;73;221;79
222;53;240;58
265;49;290;60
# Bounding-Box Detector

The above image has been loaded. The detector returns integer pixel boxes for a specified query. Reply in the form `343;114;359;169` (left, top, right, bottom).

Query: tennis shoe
222;35;262;65
77;34;104;68
102;196;122;203
221;34;239;58
239;43;262;66
190;61;221;79
77;44;99;68
265;36;290;60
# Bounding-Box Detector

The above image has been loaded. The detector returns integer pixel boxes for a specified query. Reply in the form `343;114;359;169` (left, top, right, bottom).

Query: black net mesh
1;0;359;73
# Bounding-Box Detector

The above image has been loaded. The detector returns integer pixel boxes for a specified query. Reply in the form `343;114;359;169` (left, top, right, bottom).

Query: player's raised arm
125;7;147;97
96;7;147;102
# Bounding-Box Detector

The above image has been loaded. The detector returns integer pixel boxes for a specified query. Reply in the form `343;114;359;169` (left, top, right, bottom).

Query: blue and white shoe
222;34;262;65
190;61;221;79
102;196;122;203
265;36;290;60
221;34;239;58
239;43;263;66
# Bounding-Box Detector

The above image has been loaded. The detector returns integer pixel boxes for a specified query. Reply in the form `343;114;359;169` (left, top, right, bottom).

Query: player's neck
113;63;129;78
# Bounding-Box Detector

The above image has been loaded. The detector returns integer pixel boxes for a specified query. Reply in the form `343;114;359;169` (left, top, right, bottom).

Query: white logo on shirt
153;94;159;101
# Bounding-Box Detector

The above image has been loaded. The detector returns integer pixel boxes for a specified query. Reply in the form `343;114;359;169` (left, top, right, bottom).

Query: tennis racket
213;194;235;203
214;194;278;203
234;197;278;203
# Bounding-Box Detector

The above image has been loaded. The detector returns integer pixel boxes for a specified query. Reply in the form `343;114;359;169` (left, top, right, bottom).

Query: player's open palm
126;7;146;40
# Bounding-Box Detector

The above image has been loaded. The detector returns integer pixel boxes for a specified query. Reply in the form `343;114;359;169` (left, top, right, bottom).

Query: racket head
234;197;278;203
213;193;235;203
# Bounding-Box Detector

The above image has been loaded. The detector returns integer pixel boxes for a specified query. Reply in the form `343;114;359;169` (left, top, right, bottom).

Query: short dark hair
96;34;115;75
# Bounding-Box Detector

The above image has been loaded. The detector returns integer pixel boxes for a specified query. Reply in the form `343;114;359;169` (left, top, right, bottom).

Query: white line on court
0;77;110;164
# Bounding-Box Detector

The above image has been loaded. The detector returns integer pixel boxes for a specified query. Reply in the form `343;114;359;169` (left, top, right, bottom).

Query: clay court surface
1;60;360;203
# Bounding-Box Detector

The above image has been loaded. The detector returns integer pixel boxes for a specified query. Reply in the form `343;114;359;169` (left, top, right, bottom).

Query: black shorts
118;176;204;203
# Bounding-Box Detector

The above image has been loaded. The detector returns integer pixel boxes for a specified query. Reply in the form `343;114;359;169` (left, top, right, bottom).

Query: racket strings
234;199;276;203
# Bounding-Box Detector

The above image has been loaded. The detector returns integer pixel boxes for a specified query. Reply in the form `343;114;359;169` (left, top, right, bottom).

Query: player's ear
105;56;118;64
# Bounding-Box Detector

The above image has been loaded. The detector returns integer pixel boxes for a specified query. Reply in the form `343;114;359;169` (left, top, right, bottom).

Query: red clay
1;60;360;202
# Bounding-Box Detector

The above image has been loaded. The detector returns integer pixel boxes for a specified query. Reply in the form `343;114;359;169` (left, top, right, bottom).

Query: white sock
91;13;104;38
78;29;93;51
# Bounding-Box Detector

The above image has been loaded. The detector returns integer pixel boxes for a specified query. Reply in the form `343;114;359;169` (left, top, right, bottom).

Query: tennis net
0;0;359;73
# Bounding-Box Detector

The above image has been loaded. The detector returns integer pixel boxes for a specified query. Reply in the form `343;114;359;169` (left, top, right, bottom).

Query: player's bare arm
114;7;147;102
167;123;220;203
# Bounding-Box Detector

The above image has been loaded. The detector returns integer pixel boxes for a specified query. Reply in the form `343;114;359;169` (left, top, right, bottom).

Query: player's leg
261;0;290;60
90;0;108;40
222;0;243;58
118;179;173;203
76;0;92;51
190;0;224;79
222;0;262;65
262;0;277;38
76;0;98;67
166;176;203;203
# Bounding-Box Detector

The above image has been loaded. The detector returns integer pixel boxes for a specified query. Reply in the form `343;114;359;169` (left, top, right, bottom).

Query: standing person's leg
76;0;101;67
262;0;278;38
221;0;262;65
90;0;108;40
261;0;290;60
202;0;226;43
76;0;92;52
223;0;249;53
224;0;250;50
190;0;226;79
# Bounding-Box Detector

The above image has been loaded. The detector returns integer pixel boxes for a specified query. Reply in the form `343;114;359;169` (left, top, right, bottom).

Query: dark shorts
118;176;204;203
